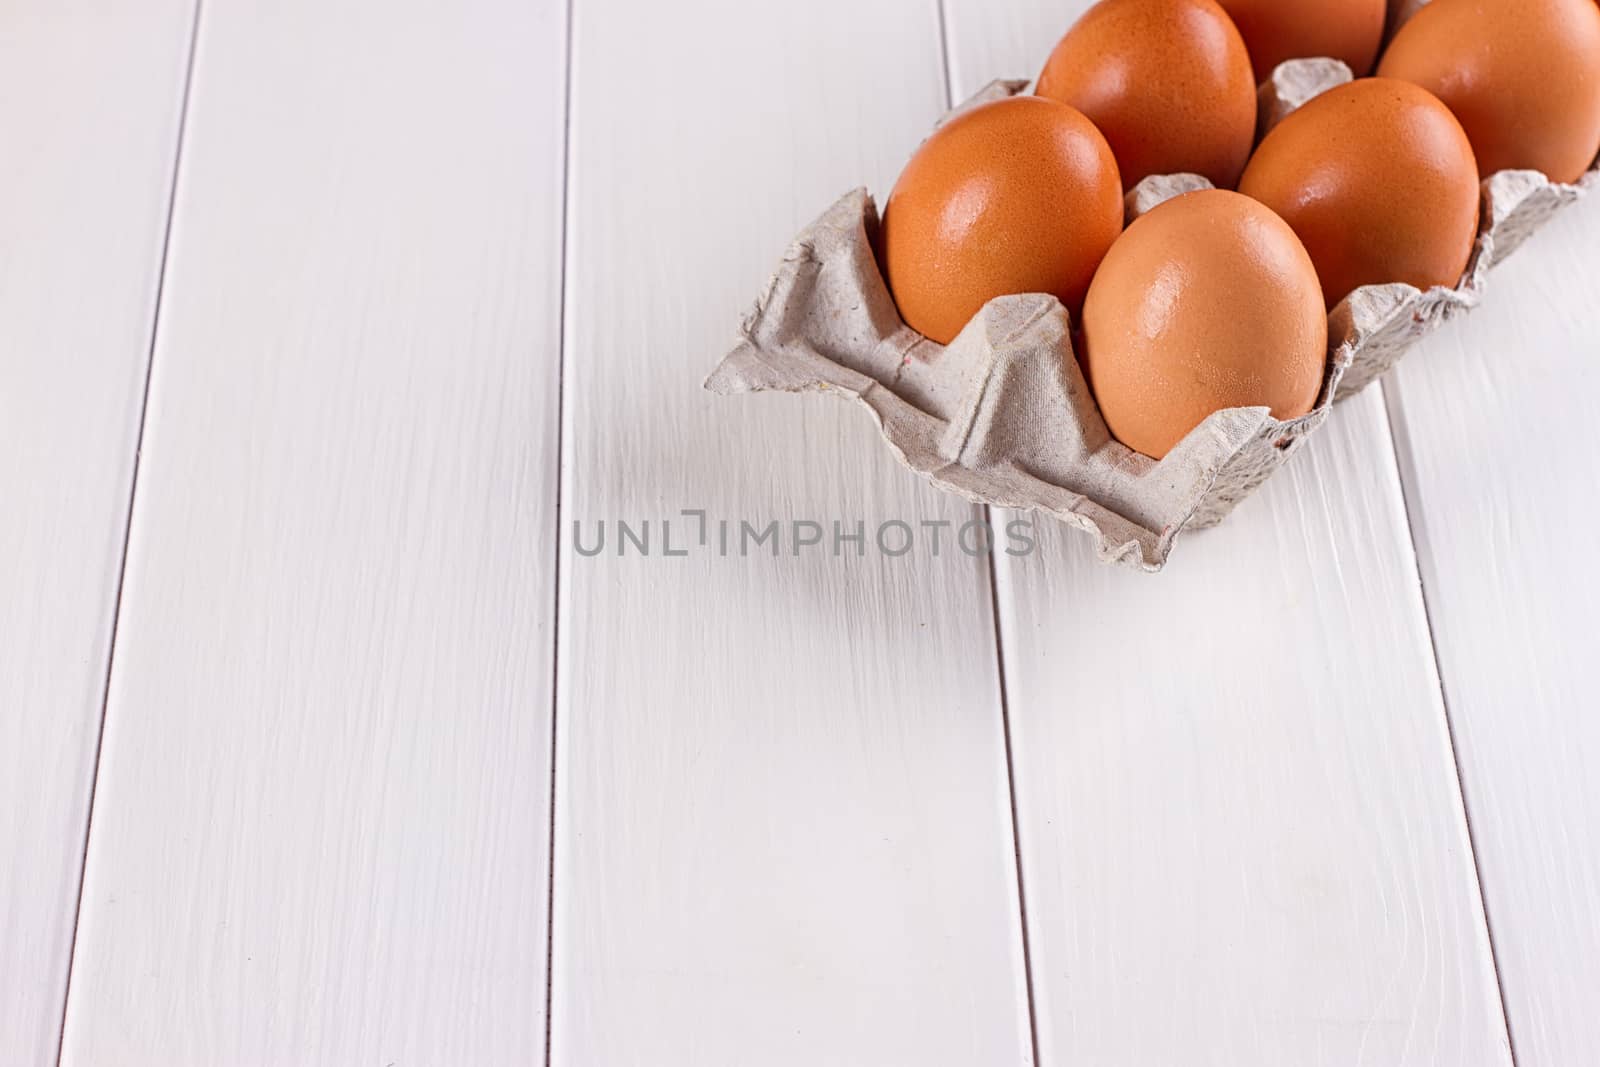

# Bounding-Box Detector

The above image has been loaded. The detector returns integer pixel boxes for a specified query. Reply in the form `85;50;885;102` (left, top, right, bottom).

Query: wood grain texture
57;2;568;1063
1386;195;1600;1067
0;5;194;1064
942;2;1513;1062
991;398;1511;1066
550;1;1032;1063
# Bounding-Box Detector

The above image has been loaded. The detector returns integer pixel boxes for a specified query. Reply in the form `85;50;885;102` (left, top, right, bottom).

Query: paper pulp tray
706;63;1597;571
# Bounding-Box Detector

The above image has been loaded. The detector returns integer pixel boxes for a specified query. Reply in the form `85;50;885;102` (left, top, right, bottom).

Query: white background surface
1;1;1596;1064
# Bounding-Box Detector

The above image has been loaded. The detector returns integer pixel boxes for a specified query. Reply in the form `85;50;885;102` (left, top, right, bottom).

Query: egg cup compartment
705;187;1337;570
1260;59;1600;400
706;75;1596;571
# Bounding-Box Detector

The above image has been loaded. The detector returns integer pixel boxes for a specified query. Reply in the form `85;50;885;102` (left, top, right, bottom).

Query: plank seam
982;514;1044;1067
932;0;1042;1059
53;2;206;1063
1380;376;1520;1067
544;0;578;1063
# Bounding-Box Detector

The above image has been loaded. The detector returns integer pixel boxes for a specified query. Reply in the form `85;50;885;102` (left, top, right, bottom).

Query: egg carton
705;70;1597;571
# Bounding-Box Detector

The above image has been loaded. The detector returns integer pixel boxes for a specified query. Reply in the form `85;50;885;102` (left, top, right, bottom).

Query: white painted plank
1387;195;1600;1067
942;3;1512;1062
990;400;1511;1065
0;5;194;1065
550;1;1031;1063
57;2;567;1063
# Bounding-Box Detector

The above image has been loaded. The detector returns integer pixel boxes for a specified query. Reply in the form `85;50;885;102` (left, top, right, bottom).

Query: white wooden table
2;2;1597;1064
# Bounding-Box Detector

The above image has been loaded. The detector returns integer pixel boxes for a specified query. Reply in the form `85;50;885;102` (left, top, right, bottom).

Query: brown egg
1081;190;1327;459
879;96;1124;345
1238;78;1480;307
1379;0;1600;184
1216;0;1388;82
1035;0;1257;189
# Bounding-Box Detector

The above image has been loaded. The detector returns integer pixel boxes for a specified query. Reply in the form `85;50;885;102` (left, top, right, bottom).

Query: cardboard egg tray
705;63;1598;571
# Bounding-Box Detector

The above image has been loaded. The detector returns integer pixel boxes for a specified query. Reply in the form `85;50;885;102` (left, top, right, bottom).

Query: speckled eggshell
1378;0;1600;185
1216;0;1388;82
1238;78;1480;308
1035;0;1257;189
879;96;1124;346
1081;189;1327;460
